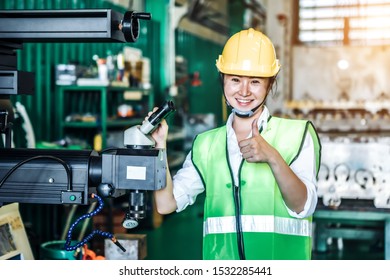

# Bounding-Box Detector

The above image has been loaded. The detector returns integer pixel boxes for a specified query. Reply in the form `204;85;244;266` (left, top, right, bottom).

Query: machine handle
139;100;176;135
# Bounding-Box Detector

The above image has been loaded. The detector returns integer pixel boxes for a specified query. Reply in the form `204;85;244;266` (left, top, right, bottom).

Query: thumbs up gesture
251;117;260;137
239;118;272;163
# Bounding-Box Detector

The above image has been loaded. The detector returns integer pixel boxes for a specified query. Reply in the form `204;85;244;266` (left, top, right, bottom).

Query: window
296;0;390;46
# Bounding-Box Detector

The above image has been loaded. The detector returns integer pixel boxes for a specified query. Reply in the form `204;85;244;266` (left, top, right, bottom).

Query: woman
150;28;321;260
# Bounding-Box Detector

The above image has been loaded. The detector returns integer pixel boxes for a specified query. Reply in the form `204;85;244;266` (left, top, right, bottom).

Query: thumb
252;118;260;136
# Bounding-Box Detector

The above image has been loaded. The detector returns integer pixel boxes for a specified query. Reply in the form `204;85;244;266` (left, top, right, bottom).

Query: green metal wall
175;30;224;126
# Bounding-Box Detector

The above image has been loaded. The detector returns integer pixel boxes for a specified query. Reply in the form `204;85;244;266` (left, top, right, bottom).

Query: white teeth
237;99;251;103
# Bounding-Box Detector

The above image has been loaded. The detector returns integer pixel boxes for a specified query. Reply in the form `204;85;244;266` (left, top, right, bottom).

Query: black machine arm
0;100;175;228
0;9;151;43
0;135;167;211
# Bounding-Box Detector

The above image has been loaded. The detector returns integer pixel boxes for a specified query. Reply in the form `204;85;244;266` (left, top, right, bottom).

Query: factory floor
133;194;385;260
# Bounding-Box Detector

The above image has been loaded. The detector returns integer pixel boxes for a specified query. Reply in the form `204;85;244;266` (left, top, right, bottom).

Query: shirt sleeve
286;132;318;218
172;151;205;212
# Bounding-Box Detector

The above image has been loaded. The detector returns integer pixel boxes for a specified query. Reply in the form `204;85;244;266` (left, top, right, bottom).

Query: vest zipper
234;159;246;260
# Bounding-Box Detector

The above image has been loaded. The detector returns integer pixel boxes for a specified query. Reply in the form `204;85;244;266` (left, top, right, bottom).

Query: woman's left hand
238;118;275;163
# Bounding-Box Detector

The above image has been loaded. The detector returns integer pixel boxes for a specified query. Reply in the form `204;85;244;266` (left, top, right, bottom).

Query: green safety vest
191;116;321;260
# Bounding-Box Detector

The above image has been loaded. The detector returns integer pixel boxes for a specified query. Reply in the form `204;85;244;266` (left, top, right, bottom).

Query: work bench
313;200;390;259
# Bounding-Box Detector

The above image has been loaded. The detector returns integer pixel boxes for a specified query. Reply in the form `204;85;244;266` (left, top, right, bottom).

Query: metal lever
120;11;152;42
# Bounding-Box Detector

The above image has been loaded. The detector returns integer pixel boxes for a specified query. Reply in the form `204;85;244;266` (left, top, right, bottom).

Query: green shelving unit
57;85;154;149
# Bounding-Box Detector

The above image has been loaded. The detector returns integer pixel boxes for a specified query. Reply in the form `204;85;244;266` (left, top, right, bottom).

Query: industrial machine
0;9;174;252
317;134;390;209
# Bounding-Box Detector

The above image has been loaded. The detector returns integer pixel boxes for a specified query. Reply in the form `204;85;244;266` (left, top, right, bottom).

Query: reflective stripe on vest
204;215;312;237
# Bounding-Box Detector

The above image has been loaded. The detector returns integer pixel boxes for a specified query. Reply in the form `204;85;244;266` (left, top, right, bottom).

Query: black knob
121;11;151;42
97;183;113;197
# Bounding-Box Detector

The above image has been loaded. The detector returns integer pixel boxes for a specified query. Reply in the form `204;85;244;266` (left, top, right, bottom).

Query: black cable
354;168;375;189
319;163;330;181
334;163;350;182
234;184;246;260
0;155;72;191
0;155;126;254
99;147;118;155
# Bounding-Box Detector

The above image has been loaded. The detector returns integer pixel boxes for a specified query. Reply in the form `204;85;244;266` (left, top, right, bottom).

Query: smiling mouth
236;98;253;106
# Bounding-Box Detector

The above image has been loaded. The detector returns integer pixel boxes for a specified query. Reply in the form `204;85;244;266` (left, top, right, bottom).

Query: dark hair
268;75;279;98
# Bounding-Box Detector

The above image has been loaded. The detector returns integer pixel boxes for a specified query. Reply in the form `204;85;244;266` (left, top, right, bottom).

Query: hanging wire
64;193;126;253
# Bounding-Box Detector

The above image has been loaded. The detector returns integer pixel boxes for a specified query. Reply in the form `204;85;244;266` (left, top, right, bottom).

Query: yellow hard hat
216;28;281;77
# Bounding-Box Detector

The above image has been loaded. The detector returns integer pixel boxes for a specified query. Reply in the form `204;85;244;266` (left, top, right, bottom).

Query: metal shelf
57;85;153;149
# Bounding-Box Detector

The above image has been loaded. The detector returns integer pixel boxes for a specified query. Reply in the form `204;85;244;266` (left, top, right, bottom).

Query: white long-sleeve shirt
172;106;318;218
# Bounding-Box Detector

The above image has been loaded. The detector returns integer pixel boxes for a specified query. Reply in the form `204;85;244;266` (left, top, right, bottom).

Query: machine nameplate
126;166;146;180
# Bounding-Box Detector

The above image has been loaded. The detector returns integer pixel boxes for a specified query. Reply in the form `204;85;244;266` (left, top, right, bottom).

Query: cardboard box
104;233;147;260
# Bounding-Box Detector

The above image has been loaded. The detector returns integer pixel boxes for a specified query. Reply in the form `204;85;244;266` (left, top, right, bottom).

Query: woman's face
224;74;270;114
